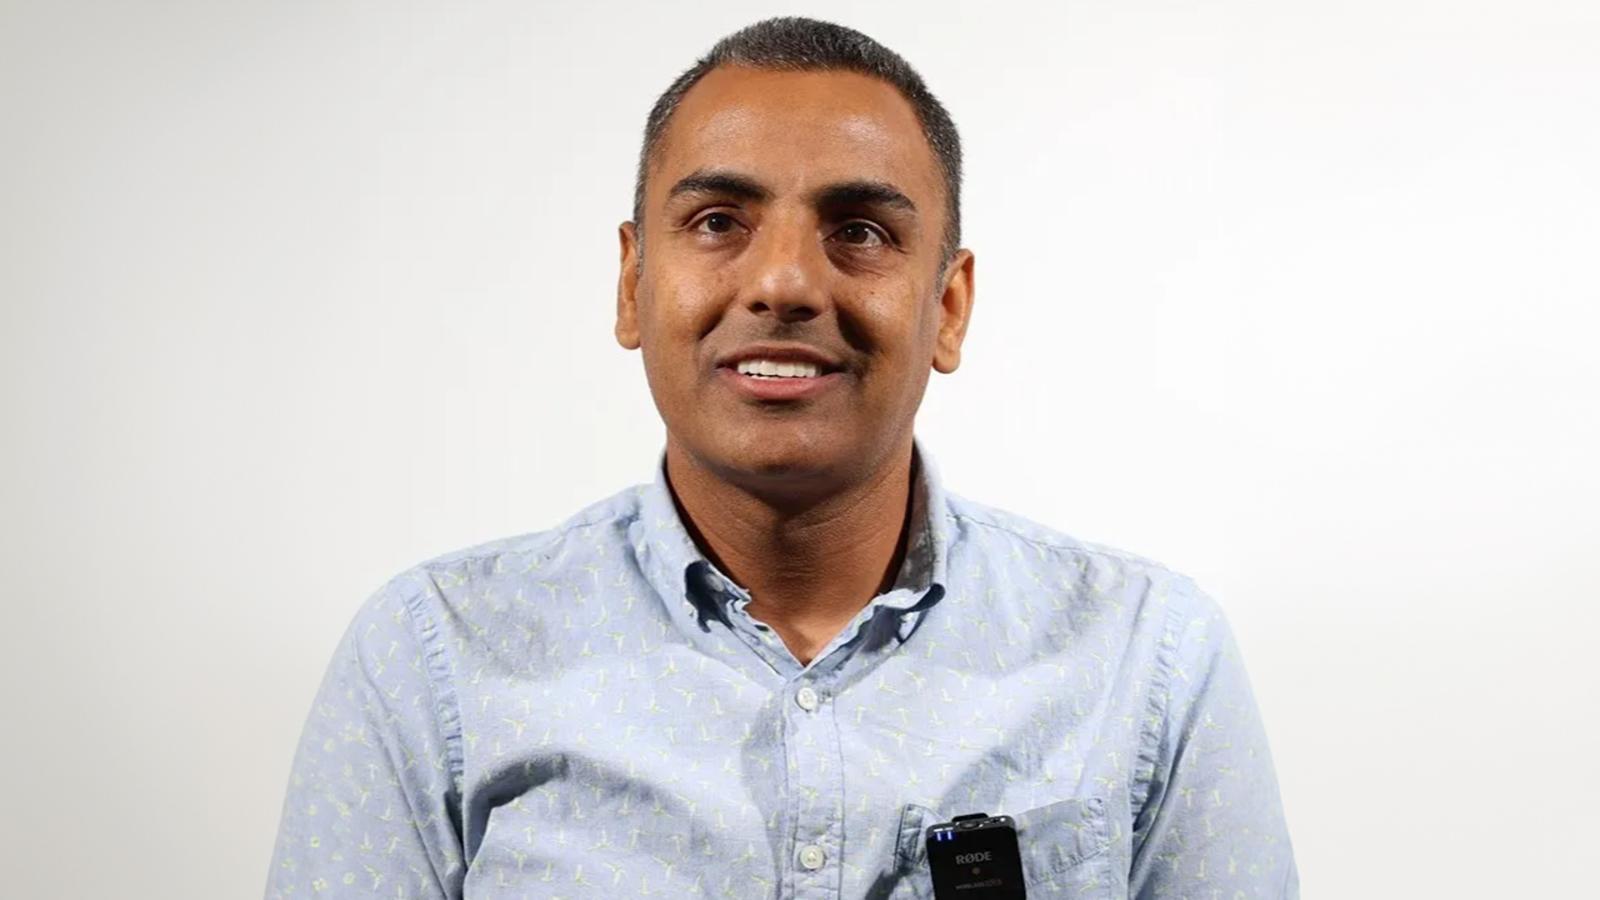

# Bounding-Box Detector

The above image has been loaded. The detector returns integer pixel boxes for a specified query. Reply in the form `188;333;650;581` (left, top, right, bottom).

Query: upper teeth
736;359;821;378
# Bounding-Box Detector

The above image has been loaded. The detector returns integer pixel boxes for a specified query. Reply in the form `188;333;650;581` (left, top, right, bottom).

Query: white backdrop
2;1;1596;896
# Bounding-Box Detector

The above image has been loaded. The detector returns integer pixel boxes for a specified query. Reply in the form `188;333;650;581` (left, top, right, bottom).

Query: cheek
855;289;939;364
636;280;711;358
635;278;732;406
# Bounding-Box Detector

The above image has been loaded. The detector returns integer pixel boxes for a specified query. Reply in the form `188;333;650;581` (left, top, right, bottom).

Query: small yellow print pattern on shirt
266;442;1297;898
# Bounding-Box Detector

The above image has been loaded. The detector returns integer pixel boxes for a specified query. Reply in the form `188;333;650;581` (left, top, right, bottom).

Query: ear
615;221;641;350
931;249;975;374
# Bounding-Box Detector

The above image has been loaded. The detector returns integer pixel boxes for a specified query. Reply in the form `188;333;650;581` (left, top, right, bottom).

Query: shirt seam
410;509;631;577
345;625;457;898
1131;598;1186;847
393;574;467;806
949;508;1178;575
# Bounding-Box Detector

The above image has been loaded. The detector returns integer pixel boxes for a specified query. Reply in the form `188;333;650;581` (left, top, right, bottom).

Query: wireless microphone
924;812;1026;899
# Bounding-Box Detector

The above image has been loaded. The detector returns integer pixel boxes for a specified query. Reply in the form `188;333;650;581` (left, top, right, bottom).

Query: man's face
616;66;974;495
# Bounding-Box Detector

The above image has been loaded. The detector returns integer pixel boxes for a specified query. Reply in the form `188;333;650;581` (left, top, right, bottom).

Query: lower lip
717;367;845;401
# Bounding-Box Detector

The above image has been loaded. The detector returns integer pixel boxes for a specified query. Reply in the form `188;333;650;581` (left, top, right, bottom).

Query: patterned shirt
265;440;1297;898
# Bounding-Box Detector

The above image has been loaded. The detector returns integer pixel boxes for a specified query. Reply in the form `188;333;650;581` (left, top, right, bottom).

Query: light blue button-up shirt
266;442;1297;898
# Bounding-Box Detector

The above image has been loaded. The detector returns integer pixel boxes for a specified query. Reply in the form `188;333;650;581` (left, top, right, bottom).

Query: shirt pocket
1014;796;1114;898
886;802;939;900
889;798;1113;900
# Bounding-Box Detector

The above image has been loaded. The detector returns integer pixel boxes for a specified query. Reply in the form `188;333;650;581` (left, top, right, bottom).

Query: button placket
784;674;843;896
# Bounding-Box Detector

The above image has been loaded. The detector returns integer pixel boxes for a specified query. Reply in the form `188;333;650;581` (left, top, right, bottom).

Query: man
266;17;1297;899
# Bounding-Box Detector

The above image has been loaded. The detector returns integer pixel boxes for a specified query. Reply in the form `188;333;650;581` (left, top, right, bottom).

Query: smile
718;364;843;401
735;358;822;379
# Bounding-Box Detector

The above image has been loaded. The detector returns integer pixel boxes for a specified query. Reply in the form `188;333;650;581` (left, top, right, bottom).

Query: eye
834;221;886;247
694;212;739;234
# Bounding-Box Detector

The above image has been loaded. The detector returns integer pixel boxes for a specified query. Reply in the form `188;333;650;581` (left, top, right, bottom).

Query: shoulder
425;484;646;577
939;491;1236;673
946;493;1212;606
349;483;650;630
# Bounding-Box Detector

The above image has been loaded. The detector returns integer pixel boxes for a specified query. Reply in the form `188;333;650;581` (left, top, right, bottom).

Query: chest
455;641;1142;897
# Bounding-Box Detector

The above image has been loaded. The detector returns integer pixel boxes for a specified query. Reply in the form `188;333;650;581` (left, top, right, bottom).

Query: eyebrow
667;170;771;203
810;180;917;214
665;169;917;215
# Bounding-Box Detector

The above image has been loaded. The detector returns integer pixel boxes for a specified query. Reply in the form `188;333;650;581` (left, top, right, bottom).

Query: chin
705;425;849;483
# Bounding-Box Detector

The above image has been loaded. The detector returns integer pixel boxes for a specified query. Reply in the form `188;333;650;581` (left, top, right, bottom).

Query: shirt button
798;844;826;870
795;685;820;712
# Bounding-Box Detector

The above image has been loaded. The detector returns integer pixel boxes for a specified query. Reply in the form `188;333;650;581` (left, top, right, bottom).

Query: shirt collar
630;437;950;645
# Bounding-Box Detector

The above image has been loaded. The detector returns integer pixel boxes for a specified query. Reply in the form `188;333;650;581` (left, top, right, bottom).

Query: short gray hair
633;17;963;262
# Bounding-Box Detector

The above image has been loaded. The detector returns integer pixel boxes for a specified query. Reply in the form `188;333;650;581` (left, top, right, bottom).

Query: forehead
651;66;944;213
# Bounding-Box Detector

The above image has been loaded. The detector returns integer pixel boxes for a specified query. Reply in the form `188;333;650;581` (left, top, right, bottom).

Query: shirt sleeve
1130;583;1299;898
264;576;466;899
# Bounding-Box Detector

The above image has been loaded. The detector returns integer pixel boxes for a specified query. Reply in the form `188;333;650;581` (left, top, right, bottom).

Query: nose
737;215;829;324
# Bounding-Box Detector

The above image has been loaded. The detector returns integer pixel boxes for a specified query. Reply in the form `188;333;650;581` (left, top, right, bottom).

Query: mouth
715;354;847;402
731;358;827;379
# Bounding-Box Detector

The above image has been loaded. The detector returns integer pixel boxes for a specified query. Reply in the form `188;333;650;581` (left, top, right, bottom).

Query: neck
663;437;917;665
